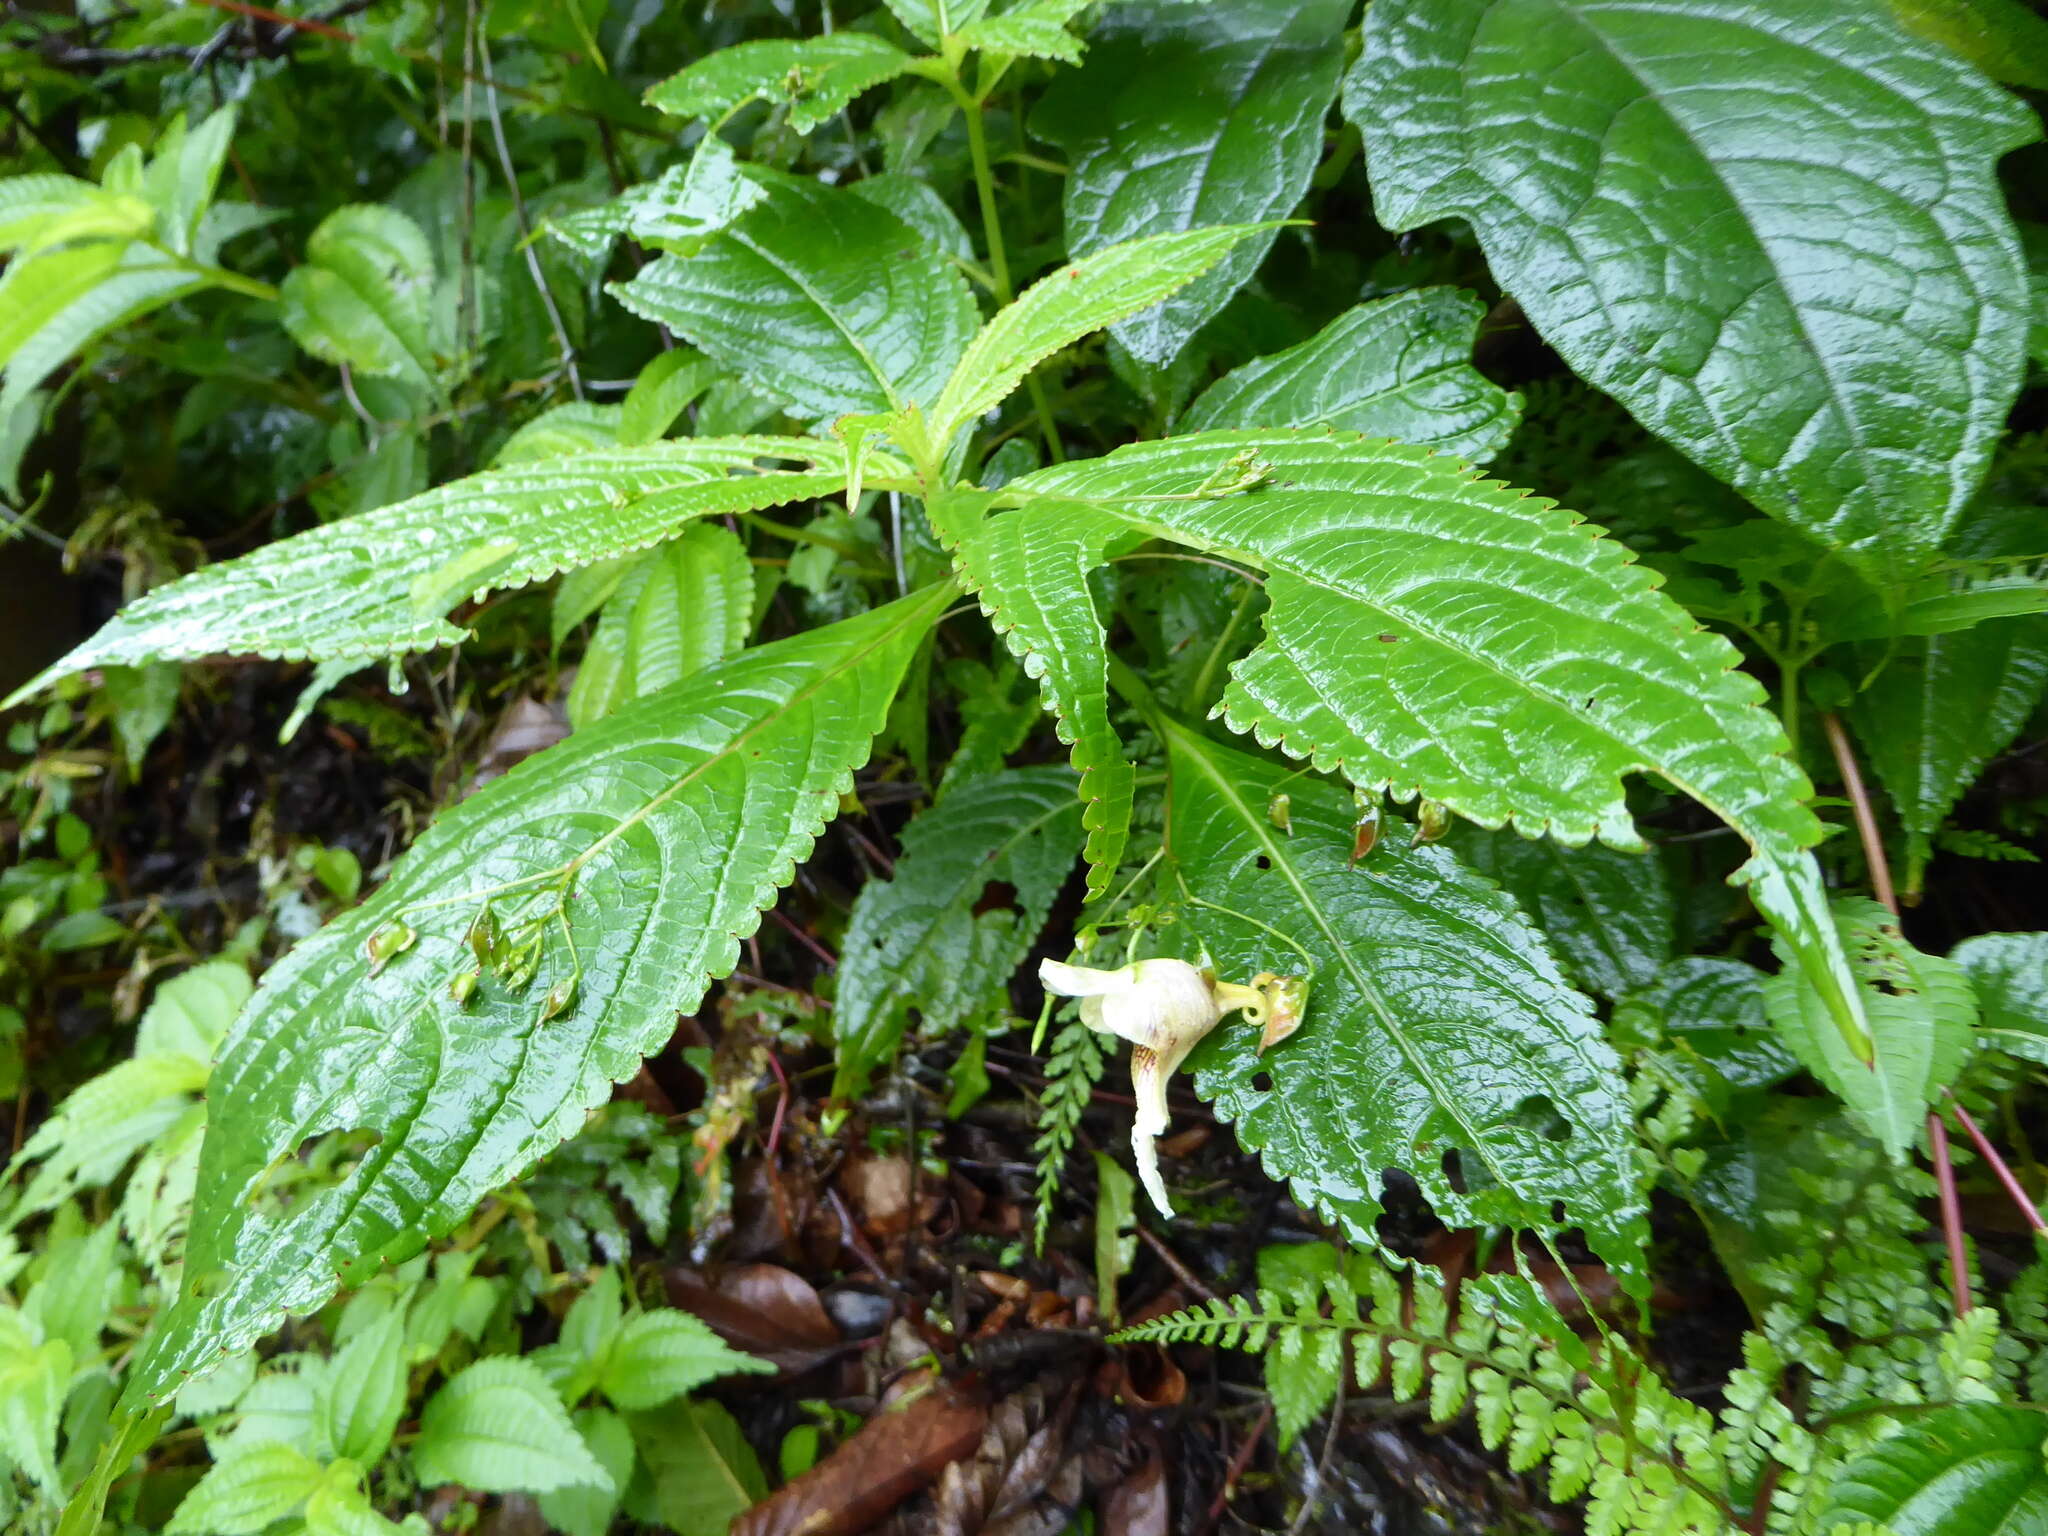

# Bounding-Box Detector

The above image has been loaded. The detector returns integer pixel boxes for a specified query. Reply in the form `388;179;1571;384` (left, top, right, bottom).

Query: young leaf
1851;617;2048;895
598;1309;775;1412
0;174;154;254
164;1441;324;1535
414;1357;613;1494
1821;1403;2048;1535
956;3;1090;63
546;136;765;263
1447;826;1673;1001
1762;898;1976;1158
567;525;755;729
0;1313;68;1497
0;243;208;420
924;223;1279;455
1182;289;1523;463
280;205;439;391
1953;931;2048;1065
1032;0;1351;365
11;439;846;700
989;429;1870;1071
833;766;1085;1097
115;587;950;1410
1164;723;1649;1283
611;171;976;421
141;107;237;257
313;1310;406;1465
933;492;1136;900
1350;0;2040;583
645;34;916;134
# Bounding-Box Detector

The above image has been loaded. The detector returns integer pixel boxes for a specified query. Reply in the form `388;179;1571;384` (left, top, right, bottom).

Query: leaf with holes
1762;897;1976;1159
611;172;976;421
833;766;1085;1098
1183;289;1523;463
1163;722;1648;1282
1349;0;2039;583
976;429;1869;1083
1032;0;1351;366
10;439;844;701
112;585;949;1413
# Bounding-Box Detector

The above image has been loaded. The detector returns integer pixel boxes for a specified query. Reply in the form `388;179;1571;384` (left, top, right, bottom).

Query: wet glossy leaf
1351;0;2039;583
1954;931;2048;1065
1447;825;1672;1000
1611;957;1798;1113
279;205;438;390
1165;724;1648;1282
1822;1404;2048;1534
546;137;765;263
567;524;755;729
645;34;916;134
1762;897;1976;1158
833;766;1084;1096
1033;0;1350;365
115;587;948;1410
612;172;976;421
12;439;845;699
1183;289;1522;463
989;429;1868;1075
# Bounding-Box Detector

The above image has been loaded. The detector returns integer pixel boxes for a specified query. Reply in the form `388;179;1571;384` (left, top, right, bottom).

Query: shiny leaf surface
1164;723;1648;1281
1954;931;2048;1066
1350;0;2039;582
279;205;438;390
644;34;916;134
1033;0;1350;365
117;586;949;1409
1821;1404;2048;1535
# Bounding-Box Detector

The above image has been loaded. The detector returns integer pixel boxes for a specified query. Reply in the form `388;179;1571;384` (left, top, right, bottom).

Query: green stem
147;244;281;303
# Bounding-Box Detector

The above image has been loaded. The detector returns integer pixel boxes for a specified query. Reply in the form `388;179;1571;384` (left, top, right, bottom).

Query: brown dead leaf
469;697;568;787
1115;1345;1186;1410
732;1372;989;1536
1100;1454;1168;1536
665;1262;842;1372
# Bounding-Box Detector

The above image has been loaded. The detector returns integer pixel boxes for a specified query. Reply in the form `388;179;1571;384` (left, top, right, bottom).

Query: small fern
1933;827;2040;864
1032;1013;1108;1251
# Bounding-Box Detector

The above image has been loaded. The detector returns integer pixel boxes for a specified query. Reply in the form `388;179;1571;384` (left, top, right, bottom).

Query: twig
1136;1223;1218;1303
768;908;837;970
1929;1110;1972;1318
1288;1369;1347;1536
1822;712;1896;915
1195;1401;1272;1536
480;39;582;399
1946;1092;2048;1236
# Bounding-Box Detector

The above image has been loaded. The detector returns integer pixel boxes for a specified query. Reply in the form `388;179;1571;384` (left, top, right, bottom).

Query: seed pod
1349;801;1381;866
540;974;577;1023
466;905;500;968
364;920;416;975
449;968;479;1006
1267;792;1291;834
1412;799;1451;846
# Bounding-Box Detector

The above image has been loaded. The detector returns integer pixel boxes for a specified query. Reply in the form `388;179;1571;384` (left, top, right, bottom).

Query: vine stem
1947;1092;2048;1237
1929;1110;1973;1318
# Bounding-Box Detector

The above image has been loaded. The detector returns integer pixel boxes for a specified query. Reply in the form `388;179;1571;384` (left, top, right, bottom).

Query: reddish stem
1929;1111;1972;1318
764;1050;791;1161
1822;713;1896;917
1946;1093;2047;1236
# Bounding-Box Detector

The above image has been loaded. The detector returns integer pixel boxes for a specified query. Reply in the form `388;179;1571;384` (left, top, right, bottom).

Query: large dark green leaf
1349;0;2039;583
1032;0;1350;365
117;586;950;1410
1954;931;2048;1065
1182;289;1522;463
1822;1404;2048;1535
611;173;977;421
1163;723;1647;1280
833;767;1084;1097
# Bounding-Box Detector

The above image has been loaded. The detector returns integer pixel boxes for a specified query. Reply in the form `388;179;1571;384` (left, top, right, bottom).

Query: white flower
1039;957;1268;1217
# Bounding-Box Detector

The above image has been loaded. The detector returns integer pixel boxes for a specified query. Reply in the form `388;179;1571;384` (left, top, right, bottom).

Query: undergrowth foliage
1;0;2047;1530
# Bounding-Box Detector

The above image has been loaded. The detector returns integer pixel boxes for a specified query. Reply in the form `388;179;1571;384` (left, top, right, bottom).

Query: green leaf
612;172;976;422
1093;1150;1136;1325
0;174;154;254
117;587;948;1408
884;0;989;47
1887;0;2048;88
0;243;208;420
141;107;237;257
414;1357;613;1494
1032;0;1350;365
1446;826;1672;1001
925;222;1280;455
955;2;1090;63
1164;722;1648;1283
620;350;722;445
934;492;1135;901
1182;289;1522;463
546;136;765;263
165;1441;324;1535
598;1309;774;1412
833;766;1085;1096
627;1398;766;1536
567;524;755;730
988;429;1870;1074
280;205;440;390
314;1311;405;1464
1953;932;2048;1066
1350;0;2040;583
1762;897;1976;1158
538;1408;637;1536
1822;1404;2048;1534
645;34;916;134
102;661;183;776
12;439;848;700
1851;618;2048;895
0;1313;68;1496
493;403;621;465
1255;1244;1346;1449
1611;958;1798;1111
